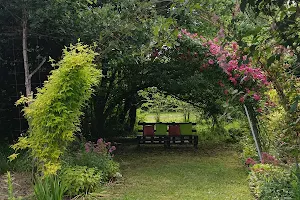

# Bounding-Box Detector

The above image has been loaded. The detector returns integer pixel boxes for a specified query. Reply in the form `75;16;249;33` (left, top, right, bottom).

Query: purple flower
85;143;91;152
111;146;116;151
253;93;261;101
208;59;214;65
97;138;103;144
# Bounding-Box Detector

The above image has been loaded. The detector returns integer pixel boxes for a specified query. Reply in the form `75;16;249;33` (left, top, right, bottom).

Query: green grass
141;112;198;123
137;112;246;142
102;144;252;200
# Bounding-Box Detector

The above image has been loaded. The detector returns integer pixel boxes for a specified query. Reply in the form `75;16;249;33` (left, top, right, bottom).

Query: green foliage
7;171;14;200
11;43;101;175
138;87;189;117
249;164;294;200
233;0;300;160
64;151;120;182
33;176;65;200
291;167;300;200
239;135;258;161
0;144;32;174
6;171;22;200
170;0;234;37
60;165;102;196
241;0;300;54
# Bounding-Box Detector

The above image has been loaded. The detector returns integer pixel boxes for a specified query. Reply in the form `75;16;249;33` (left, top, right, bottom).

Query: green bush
64;151;120;182
34;176;65;200
249;164;294;200
239;135;258;162
60;165;102;196
291;167;300;199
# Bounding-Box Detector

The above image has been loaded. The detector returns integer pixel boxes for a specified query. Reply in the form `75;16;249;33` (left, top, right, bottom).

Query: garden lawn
102;144;252;200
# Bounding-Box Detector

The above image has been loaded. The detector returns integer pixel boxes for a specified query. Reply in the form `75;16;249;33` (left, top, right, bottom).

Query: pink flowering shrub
177;28;275;114
261;152;279;165
245;152;279;169
245;157;257;167
85;138;116;157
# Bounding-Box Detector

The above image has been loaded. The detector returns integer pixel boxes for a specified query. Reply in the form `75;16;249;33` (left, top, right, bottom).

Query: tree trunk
22;7;31;97
128;104;137;134
92;95;106;139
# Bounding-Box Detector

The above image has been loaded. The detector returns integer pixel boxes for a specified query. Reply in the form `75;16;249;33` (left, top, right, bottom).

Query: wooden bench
137;122;198;148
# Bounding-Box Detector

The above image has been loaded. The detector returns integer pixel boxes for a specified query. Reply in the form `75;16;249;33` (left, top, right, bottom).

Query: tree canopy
0;0;298;147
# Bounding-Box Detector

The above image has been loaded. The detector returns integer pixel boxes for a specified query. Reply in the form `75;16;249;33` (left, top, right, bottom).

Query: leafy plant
60;165;102;196
64;150;119;182
6;171;22;200
10;43;101;175
0;144;32;174
290;166;300;200
34;175;65;200
249;164;294;200
239;134;258;162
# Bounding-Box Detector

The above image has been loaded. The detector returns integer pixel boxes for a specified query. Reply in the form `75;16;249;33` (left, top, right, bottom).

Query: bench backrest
168;124;180;136
138;122;196;136
179;123;193;135
156;123;168;135
143;125;155;136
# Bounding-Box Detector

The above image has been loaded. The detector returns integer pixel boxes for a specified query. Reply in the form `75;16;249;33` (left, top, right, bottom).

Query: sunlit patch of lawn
102;144;252;200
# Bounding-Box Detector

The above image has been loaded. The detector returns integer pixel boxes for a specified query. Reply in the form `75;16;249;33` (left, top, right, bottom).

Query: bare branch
29;57;46;79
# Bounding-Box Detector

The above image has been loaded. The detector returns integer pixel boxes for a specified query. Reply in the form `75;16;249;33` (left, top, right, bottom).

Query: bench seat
137;135;198;148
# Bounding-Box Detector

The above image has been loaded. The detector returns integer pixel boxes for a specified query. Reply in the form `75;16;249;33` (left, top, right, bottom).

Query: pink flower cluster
177;28;274;112
180;29;198;39
245;157;257;166
261;152;279;165
205;40;270;93
85;138;116;157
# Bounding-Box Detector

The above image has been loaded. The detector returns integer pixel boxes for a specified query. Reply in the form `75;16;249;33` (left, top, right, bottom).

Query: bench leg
164;136;170;148
137;136;141;148
194;136;198;149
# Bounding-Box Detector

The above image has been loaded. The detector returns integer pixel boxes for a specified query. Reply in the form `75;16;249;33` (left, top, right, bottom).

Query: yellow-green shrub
60;165;102;196
10;43;101;176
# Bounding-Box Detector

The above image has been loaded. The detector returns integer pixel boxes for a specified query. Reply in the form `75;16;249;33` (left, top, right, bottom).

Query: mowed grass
138;112;243;142
141;112;198;123
102;144;252;200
